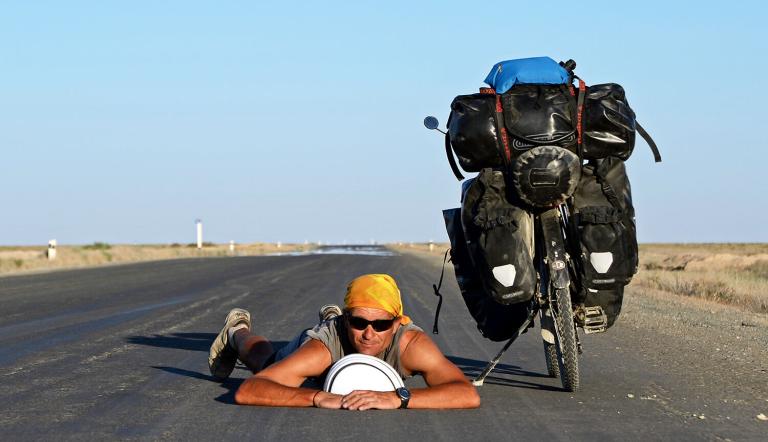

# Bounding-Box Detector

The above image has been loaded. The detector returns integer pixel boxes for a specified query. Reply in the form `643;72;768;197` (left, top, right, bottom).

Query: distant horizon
3;240;767;248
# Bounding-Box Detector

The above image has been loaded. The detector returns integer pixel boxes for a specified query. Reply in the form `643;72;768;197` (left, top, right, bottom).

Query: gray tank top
306;317;422;379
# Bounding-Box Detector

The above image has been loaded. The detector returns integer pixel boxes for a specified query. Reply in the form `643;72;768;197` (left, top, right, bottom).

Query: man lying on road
208;273;480;409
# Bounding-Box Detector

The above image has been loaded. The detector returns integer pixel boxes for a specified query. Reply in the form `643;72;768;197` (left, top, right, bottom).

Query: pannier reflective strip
590;252;614;274
492;264;517;287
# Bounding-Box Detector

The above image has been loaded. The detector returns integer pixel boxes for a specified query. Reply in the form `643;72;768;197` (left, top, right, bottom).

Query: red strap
576;79;586;145
480;86;512;164
494;93;512;164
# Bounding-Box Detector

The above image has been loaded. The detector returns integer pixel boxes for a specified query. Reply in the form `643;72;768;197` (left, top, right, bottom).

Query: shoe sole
208;308;251;380
319;304;342;322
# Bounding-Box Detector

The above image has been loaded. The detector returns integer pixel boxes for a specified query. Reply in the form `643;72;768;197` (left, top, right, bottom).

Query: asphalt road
1;246;765;441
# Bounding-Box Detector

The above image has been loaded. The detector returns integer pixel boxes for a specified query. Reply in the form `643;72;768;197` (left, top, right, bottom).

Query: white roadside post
429;239;435;252
229;240;235;254
47;239;57;260
196;219;203;249
277;241;282;249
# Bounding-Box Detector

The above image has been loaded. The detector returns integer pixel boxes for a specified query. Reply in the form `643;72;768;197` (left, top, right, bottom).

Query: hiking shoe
209;308;251;380
318;304;342;322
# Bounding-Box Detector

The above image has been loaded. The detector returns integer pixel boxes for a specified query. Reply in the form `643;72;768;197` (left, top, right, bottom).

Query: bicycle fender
540;208;570;290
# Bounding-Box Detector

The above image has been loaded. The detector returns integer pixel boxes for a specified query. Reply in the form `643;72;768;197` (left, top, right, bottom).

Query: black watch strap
396;387;410;409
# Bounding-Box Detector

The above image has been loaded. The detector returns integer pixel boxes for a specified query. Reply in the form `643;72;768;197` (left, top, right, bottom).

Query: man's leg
231;328;274;372
210;304;341;380
209;308;271;380
234;303;342;374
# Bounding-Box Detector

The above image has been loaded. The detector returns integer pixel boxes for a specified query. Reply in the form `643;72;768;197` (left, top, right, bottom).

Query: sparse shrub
83;242;111;250
745;260;768;279
13;259;23;268
644;275;735;303
643;262;663;271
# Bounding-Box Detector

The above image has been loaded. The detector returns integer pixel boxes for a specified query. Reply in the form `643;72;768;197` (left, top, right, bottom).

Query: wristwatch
395;387;410;409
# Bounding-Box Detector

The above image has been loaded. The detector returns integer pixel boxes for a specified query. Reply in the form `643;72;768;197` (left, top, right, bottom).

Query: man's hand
313;391;343;409
340;390;400;410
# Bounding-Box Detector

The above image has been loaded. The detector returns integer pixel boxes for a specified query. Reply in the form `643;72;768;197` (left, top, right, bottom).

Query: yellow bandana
343;274;411;325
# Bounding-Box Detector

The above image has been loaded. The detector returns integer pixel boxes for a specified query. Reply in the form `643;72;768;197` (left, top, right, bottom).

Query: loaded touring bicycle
425;57;661;391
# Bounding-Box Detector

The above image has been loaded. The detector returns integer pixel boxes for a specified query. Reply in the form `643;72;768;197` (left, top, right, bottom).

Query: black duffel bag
446;92;505;173
501;84;577;154
461;169;536;305
582;83;662;162
582;83;636;160
443;207;531;341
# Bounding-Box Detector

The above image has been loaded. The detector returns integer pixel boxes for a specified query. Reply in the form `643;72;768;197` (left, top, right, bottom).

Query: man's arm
341;331;480;410
400;332;480;409
234;339;342;408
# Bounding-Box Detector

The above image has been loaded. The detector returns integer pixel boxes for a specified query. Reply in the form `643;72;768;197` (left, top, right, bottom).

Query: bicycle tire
553;287;580;391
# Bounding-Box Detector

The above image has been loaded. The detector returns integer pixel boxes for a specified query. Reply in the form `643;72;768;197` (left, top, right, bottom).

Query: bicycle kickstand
472;307;538;386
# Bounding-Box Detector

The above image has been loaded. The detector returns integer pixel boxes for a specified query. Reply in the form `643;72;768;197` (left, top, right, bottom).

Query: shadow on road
133;335;292;405
127;333;291;355
446;355;563;391
152;365;242;404
136;335;562;400
127;332;216;352
153;365;221;381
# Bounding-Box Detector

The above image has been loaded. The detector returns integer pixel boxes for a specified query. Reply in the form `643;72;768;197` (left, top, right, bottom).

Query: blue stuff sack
484;57;570;94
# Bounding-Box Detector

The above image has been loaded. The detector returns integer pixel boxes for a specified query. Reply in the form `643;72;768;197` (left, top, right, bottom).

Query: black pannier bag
444;83;660;179
582;83;636;160
501;84;577;154
584;286;625;328
571;157;638;326
443;208;531;341
461;169;536;305
446;93;505;172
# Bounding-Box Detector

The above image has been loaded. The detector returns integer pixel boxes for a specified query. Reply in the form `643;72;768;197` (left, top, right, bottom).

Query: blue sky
2;1;767;245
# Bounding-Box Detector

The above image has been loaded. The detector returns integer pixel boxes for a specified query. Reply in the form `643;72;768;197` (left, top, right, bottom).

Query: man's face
344;307;401;356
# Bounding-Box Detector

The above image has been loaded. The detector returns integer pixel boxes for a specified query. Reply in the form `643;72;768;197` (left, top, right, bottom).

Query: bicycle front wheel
553;287;580;391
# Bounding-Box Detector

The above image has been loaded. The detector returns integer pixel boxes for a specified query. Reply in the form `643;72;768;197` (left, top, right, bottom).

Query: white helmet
323;354;404;395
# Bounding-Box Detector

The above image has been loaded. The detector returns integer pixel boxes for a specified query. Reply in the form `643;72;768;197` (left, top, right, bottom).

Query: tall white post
229;240;235;254
196;219;203;249
47;239;57;260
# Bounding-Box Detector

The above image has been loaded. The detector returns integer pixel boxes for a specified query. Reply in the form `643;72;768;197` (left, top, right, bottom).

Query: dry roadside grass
390;242;768;315
633;243;768;314
388;242;451;256
0;242;314;277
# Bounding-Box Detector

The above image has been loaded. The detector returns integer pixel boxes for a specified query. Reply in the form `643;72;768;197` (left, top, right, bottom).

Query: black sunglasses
345;313;396;332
